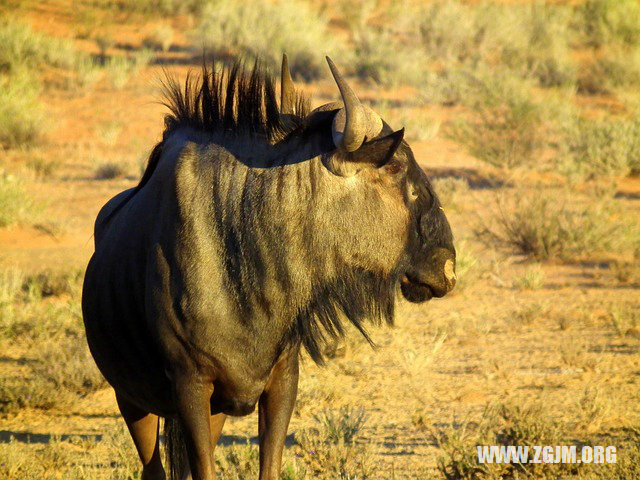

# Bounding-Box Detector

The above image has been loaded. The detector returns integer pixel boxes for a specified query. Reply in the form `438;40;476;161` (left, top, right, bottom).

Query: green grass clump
436;405;640;480
560;115;640;178
579;45;640;94
494;3;575;88
416;1;575;89
446;73;546;170
0;19;77;72
193;0;336;81
419;0;482;67
575;0;640;47
29;334;106;400
351;28;422;86
0;71;44;148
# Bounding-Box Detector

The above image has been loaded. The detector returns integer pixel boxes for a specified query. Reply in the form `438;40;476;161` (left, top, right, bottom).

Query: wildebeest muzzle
400;247;456;303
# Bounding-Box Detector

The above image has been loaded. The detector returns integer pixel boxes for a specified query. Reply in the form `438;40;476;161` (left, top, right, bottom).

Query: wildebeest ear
323;128;405;177
348;128;405;167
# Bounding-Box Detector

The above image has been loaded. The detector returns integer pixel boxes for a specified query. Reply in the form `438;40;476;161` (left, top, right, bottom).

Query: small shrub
105;56;134;89
350;24;427;87
0;71;44;148
314;406;367;446
104;0;204;16
610;260;640;284
21;269;83;299
497;3;575;88
193;0;337;81
32;335;106;397
0;375;61;413
417;2;575;88
0;428;140;479
72;55;104;90
575;0;640;47
559;340;599;371
609;304;639;337
418;0;482;67
420;68;479;106
212;406;373;479
0;19;77;72
559;114;640;178
477;189;631;261
446;73;546;170
578;45;640;95
26;154;61;179
95;161;126;179
104;50;154;89
599;434;640;480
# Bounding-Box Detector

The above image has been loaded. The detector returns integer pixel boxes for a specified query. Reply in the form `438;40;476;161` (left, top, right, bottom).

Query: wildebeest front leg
116;393;165;480
174;376;215;480
258;348;299;480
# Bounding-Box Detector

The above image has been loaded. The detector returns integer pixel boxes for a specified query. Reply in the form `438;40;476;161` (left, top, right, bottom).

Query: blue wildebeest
82;55;456;480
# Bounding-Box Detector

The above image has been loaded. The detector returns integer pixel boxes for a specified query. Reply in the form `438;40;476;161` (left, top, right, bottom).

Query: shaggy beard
291;267;399;364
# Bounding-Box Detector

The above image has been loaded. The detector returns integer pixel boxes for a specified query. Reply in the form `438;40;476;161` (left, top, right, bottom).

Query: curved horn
326;57;382;151
280;54;295;115
326;57;368;151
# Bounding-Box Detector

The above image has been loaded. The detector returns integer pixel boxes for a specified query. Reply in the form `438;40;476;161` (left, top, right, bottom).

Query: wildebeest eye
385;160;402;175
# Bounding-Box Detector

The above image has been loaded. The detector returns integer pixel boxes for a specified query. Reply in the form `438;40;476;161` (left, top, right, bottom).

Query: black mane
103;60;311;225
161;60;310;142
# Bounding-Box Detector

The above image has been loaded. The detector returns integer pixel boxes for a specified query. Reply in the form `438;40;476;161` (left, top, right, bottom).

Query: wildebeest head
293;57;456;304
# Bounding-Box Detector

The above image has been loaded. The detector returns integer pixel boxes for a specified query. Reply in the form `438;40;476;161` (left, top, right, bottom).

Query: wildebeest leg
180;413;226;480
174;377;215;480
116;393;165;480
258;349;299;480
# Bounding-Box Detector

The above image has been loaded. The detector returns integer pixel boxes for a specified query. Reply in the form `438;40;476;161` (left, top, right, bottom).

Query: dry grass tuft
477;188;634;262
95;161;127;180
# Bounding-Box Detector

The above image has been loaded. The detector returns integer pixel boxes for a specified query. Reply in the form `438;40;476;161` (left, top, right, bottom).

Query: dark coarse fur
84;56;456;480
293;268;396;364
101;59;393;365
104;59;310;224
